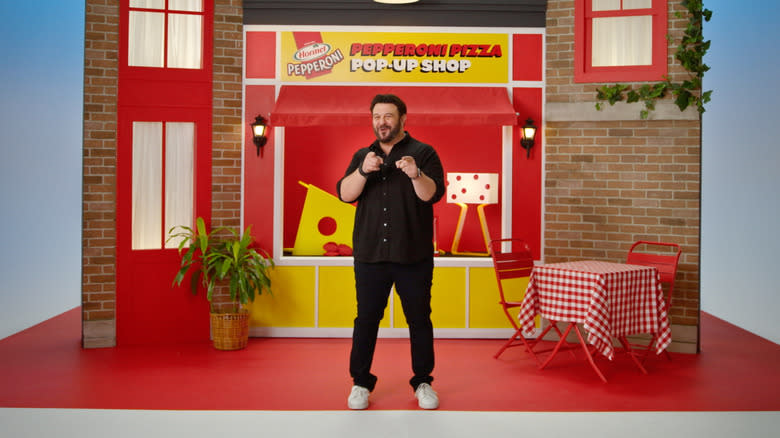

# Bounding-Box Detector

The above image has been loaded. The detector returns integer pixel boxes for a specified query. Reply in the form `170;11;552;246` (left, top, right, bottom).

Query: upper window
574;0;667;83
128;0;203;69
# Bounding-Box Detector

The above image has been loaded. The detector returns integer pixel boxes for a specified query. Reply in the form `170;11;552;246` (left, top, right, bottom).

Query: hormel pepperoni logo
293;43;331;62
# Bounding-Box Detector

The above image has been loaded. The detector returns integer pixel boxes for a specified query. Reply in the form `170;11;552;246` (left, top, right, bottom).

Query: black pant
349;259;435;392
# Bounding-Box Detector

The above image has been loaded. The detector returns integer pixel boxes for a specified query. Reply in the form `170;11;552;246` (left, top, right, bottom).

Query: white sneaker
347;385;370;410
414;383;439;410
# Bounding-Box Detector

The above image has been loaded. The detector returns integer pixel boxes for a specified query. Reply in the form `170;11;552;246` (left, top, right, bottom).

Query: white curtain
128;11;164;67
592;0;620;11
128;1;202;13
129;0;165;9
592;15;652;66
169;0;202;12
592;0;651;11
132;122;195;250
128;0;202;69
132;122;163;250
164;123;195;248
168;13;202;69
622;0;652;10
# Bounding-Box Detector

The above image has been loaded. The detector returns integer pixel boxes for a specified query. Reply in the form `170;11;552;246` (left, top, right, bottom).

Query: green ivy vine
595;0;713;119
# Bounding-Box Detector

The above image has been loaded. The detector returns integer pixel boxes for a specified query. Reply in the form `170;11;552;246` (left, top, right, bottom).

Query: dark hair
370;94;407;117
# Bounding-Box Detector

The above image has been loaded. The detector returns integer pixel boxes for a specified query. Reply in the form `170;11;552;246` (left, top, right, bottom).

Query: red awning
270;85;518;126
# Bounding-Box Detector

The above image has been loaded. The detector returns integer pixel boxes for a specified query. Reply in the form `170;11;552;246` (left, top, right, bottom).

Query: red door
116;108;212;345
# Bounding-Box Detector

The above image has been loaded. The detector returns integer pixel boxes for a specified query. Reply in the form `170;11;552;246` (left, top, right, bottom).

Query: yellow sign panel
281;31;508;83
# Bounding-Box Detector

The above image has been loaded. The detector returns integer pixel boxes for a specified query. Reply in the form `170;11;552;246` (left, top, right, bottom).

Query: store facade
82;1;700;353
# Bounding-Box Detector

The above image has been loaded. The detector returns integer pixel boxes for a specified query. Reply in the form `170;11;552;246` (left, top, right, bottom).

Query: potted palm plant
168;217;274;350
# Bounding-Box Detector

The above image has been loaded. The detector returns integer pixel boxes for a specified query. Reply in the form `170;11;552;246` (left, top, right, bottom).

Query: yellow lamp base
450;203;492;256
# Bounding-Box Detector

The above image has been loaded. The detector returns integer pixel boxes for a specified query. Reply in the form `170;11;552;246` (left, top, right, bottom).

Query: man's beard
374;123;401;143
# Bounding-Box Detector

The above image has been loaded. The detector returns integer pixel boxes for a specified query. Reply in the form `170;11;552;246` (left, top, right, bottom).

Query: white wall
0;3;84;339
701;0;780;344
0;2;778;345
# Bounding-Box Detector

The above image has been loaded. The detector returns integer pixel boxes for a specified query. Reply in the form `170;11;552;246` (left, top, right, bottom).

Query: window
132;121;195;249
575;0;667;83
128;0;203;69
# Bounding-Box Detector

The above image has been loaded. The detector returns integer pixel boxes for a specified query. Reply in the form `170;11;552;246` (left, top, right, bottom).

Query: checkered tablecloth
517;260;672;360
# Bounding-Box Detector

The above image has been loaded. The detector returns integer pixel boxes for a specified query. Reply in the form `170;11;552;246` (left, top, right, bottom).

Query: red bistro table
517;260;672;382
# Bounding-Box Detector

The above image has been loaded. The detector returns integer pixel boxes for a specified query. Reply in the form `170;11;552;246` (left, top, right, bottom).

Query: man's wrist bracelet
412;168;422;180
358;166;369;177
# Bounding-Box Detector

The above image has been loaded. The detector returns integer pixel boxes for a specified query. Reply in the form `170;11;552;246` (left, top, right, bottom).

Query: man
337;94;445;410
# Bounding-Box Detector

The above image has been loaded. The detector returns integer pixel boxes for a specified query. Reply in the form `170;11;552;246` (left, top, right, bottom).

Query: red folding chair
490;238;570;363
621;240;681;360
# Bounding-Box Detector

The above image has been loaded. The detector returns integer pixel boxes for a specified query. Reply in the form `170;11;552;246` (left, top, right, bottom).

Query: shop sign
281;31;508;83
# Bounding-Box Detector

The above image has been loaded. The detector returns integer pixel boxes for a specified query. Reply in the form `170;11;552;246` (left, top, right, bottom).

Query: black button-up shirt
337;133;445;264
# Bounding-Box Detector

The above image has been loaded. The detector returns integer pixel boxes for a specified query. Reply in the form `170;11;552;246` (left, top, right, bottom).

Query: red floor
1;308;778;411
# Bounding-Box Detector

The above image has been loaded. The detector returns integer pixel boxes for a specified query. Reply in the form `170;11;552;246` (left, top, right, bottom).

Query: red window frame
119;0;213;82
574;0;667;83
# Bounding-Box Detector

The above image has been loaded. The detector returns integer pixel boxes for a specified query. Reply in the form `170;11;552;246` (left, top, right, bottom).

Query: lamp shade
251;115;267;138
521;118;536;142
446;173;499;204
252;122;266;137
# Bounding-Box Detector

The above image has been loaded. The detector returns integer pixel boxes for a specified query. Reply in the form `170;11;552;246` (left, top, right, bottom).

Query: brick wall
212;0;244;232
82;0;119;348
545;0;701;351
210;0;245;311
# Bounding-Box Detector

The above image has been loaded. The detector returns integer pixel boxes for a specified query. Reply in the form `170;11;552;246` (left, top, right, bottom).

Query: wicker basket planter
210;310;250;350
169;217;274;352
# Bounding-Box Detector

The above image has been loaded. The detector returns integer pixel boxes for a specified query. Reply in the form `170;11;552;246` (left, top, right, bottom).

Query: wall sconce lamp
520;118;537;158
374;0;419;4
251;115;268;156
